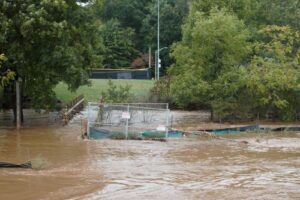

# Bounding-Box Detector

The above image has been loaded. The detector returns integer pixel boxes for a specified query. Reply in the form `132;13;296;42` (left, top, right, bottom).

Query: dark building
90;68;151;80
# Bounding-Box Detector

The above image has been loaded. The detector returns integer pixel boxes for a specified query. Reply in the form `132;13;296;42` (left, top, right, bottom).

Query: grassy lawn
54;79;155;103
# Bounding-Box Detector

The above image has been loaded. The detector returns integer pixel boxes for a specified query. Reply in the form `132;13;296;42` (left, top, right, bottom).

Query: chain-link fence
87;102;170;139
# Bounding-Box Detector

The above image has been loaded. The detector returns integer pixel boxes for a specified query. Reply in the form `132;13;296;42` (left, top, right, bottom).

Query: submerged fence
87;102;170;139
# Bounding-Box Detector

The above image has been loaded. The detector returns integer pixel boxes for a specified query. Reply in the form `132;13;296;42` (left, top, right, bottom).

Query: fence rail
61;94;84;124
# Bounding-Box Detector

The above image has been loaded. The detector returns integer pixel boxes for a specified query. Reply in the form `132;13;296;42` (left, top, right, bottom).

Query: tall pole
154;51;157;80
149;47;152;79
157;0;160;80
16;78;21;129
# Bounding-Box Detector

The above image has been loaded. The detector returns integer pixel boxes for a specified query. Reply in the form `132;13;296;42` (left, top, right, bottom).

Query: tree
0;7;14;87
101;80;132;103
0;0;103;110
210;70;247;119
251;0;300;29
245;26;300;120
99;0;189;71
100;19;138;68
190;0;300;29
169;8;250;111
99;0;149;49
200;25;300;120
151;1;300;121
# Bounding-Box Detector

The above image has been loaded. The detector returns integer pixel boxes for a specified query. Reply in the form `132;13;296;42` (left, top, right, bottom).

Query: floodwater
0;124;300;199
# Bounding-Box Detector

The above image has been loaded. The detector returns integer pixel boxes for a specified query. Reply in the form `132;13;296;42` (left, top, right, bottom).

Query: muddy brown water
0;123;300;199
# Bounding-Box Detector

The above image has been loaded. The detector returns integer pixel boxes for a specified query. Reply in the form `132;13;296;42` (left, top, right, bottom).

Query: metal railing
61;94;84;124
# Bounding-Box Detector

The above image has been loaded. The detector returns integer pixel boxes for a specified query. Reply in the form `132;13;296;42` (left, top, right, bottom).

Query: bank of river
0;111;300;199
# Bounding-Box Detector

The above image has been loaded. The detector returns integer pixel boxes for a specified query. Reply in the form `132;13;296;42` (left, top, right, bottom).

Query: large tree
245;26;300;120
150;0;300;120
0;0;103;110
99;0;149;50
190;0;300;29
212;25;300;120
169;8;249;109
100;19;138;68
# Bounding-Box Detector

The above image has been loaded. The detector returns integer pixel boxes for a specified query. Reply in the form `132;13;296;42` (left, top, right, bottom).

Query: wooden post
16;78;21;129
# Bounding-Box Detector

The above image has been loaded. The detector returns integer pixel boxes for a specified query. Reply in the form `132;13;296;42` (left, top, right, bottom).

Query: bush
150;76;175;106
101;80;132;103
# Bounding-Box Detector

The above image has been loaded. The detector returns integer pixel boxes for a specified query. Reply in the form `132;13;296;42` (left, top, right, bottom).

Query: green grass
54;79;155;103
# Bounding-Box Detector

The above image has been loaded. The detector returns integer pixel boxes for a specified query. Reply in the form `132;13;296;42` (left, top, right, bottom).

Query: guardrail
61;94;84;124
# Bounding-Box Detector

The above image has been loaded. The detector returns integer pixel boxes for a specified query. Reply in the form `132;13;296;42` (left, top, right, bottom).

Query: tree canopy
100;19;138;68
169;8;249;108
167;2;300;120
0;0;103;109
97;0;189;69
245;26;300;119
99;0;149;50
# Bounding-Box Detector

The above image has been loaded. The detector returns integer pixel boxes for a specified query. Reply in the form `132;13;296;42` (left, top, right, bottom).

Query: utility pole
154;51;157;80
155;47;167;80
157;0;160;80
16;77;22;129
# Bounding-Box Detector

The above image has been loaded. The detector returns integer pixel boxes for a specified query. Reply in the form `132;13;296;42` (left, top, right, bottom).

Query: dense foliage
0;54;15;87
100;19;138;68
0;0;103;109
98;0;189;69
166;1;300;120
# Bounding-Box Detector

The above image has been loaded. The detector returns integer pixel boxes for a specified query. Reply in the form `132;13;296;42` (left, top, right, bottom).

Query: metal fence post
166;109;170;138
125;105;129;139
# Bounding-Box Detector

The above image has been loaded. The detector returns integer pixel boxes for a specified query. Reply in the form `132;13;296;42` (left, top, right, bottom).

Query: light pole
155;47;168;80
157;0;160;80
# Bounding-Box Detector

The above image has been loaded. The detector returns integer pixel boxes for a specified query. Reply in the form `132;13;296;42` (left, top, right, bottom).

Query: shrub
101;80;132;103
150;76;175;106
